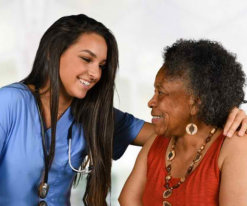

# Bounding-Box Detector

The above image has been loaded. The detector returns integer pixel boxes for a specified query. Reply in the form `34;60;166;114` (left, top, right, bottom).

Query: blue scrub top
0;83;144;206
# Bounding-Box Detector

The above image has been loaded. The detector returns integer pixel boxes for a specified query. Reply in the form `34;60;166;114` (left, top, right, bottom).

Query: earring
186;123;198;135
186;114;198;135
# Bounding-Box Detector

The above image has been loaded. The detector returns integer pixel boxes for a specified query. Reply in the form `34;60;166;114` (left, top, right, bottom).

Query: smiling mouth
79;79;91;87
152;115;163;119
151;115;163;124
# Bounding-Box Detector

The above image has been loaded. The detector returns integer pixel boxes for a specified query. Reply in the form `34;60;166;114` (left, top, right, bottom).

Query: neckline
17;82;73;132
163;132;224;180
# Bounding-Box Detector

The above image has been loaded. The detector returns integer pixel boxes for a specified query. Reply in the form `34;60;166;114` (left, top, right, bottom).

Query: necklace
57;112;64;118
163;128;217;206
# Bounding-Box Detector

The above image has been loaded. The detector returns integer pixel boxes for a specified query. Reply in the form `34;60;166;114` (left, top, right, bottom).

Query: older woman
119;39;247;206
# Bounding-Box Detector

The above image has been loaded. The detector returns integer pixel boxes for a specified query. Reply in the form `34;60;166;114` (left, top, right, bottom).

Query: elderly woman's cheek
155;113;170;136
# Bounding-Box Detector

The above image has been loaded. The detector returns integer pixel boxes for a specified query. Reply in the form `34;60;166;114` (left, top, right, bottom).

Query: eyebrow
154;82;162;87
154;83;168;92
79;50;97;58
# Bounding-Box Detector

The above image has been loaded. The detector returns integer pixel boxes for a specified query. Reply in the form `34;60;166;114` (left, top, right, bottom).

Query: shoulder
0;83;33;120
0;83;32;105
219;133;247;169
0;82;30;96
144;135;157;149
0;83;30;134
222;133;247;153
218;133;247;205
140;135;162;157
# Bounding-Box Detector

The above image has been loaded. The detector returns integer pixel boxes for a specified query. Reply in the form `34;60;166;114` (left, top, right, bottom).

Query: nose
88;64;101;81
148;94;157;108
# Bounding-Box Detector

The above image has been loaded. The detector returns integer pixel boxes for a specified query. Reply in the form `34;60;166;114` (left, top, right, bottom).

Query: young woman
0;15;246;206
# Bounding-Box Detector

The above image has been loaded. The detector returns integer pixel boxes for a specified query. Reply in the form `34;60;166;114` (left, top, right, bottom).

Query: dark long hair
23;14;118;206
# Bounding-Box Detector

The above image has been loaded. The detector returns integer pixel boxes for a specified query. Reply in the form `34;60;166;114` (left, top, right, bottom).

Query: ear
189;96;201;116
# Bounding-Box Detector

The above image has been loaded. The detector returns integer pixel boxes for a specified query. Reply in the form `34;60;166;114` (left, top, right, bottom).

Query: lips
151;111;163;119
151;112;164;124
79;79;91;87
152;115;162;119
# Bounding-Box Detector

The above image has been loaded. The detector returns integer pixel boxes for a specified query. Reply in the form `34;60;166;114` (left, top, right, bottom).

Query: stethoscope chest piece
39;182;49;199
38;200;47;206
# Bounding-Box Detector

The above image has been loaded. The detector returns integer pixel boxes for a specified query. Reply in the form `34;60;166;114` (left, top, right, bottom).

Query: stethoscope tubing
68;138;91;174
67;121;91;174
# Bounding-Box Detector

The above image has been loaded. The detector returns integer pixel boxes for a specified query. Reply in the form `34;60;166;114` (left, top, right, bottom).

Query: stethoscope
67;121;92;174
33;89;92;200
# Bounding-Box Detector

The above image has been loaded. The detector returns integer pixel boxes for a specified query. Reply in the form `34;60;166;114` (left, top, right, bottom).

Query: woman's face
59;32;107;101
148;68;192;137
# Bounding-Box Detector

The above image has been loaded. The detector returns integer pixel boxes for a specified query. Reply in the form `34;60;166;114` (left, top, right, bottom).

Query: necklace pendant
166;164;172;173
39;182;49;199
165;175;171;181
194;152;202;163
167;149;175;161
210;128;216;134
163;189;172;198
163;200;172;206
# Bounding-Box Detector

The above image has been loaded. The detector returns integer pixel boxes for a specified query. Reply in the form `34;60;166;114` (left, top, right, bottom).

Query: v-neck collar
17;82;74;135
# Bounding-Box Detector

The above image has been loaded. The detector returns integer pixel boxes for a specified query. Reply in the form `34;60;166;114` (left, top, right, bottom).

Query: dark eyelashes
80;57;91;62
80;56;106;70
154;88;168;96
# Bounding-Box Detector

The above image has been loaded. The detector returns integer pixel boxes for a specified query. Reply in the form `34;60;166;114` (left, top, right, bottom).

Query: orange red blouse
142;133;225;206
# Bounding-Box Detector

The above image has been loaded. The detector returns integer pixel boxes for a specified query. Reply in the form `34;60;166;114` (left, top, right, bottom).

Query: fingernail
239;131;244;136
227;132;232;138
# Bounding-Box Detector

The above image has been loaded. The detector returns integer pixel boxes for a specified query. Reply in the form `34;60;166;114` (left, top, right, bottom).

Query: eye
154;88;163;95
158;89;169;96
80;57;91;63
158;90;164;95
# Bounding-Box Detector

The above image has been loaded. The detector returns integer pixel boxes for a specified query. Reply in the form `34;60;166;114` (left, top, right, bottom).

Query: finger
223;107;239;136
238;119;247;136
226;109;245;138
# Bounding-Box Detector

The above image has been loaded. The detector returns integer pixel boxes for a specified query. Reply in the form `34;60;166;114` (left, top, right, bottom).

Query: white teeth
79;79;90;86
153;115;162;119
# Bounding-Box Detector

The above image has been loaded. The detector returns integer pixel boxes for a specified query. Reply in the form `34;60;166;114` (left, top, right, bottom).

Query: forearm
131;122;156;146
120;136;156;206
119;195;143;206
119;168;145;206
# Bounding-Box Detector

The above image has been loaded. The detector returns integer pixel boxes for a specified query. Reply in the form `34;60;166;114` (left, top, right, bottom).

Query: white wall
1;0;247;205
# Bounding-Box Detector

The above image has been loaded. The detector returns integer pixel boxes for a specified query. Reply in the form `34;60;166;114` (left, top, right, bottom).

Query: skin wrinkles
148;68;192;138
119;39;247;206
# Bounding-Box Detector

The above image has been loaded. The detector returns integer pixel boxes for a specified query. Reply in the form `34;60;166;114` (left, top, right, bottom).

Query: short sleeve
112;108;145;160
0;83;22;155
0;87;12;155
0;124;6;155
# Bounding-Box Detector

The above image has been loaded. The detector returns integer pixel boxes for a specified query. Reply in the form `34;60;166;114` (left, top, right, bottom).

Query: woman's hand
224;107;247;137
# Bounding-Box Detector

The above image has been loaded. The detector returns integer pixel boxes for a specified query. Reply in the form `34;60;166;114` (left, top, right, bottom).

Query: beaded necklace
163;128;217;206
